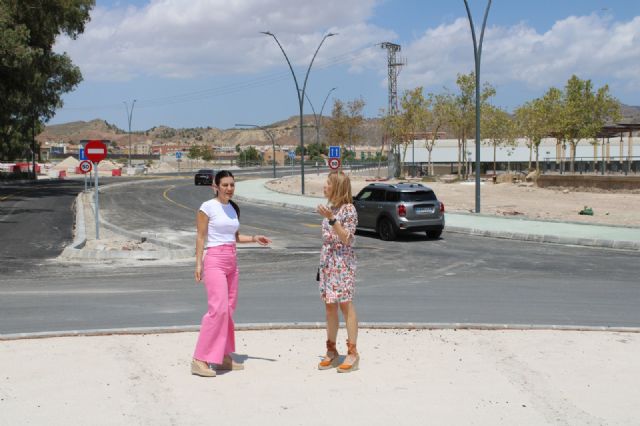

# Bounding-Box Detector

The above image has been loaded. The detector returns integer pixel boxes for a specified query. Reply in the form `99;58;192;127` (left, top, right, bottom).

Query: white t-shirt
199;199;239;247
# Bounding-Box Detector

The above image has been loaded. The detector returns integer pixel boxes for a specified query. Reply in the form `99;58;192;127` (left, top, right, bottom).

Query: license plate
415;207;434;214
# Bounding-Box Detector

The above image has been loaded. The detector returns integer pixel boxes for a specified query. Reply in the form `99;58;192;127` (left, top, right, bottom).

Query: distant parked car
353;182;445;241
194;169;215;185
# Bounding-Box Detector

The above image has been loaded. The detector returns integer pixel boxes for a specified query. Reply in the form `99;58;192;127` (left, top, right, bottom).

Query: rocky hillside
38;103;640;148
38;115;386;149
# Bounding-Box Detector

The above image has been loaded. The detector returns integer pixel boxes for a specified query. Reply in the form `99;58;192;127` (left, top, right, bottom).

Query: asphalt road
0;180;83;272
1;176;639;334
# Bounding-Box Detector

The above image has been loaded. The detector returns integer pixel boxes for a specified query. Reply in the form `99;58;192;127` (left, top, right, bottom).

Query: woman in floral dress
316;171;359;373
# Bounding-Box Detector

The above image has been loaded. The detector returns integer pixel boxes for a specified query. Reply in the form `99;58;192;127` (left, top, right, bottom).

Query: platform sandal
318;339;340;370
337;339;359;373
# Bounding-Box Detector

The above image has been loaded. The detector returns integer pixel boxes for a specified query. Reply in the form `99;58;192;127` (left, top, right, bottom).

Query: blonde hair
328;171;352;207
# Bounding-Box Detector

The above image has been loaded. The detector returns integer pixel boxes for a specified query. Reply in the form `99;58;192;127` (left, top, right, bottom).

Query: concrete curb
59;190;194;261
59;193;87;258
2;322;639;341
445;226;640;250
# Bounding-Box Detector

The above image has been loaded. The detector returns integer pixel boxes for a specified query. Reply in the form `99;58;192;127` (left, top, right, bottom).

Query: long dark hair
215;170;240;218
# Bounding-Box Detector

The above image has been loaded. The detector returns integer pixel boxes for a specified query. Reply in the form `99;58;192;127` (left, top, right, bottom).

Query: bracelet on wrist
328;218;337;226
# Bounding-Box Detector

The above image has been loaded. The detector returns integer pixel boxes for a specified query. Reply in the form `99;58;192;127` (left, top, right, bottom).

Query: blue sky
51;0;640;131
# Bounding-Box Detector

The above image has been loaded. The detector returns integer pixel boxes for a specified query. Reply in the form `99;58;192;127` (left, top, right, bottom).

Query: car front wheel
378;217;397;241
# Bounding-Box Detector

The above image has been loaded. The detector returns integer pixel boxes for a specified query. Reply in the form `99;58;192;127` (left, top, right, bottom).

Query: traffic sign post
85;140;107;240
79;160;92;174
329;146;341;159
328;158;341;170
79;160;92;192
176;151;182;173
85;140;107;163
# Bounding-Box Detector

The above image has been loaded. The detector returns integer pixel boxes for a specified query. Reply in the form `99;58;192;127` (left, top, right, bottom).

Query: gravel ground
267;174;640;227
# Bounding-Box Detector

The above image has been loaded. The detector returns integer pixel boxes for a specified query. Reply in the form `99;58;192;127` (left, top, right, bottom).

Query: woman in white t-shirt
191;170;271;377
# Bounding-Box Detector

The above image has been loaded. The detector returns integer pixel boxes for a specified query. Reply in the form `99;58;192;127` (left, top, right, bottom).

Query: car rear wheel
426;228;443;240
378;218;397;241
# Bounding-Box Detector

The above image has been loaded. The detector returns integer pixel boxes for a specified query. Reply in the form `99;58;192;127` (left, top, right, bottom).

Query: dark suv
194;169;215;185
353;182;445;241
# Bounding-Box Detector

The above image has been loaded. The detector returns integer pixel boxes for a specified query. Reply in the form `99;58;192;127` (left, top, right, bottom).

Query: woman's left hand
253;235;272;246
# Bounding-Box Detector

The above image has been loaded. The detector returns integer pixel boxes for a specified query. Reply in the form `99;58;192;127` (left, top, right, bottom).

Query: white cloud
398;14;640;97
55;2;640;104
54;0;393;80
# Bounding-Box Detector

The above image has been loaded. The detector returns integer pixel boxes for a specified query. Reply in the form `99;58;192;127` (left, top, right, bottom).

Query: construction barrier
111;168;122;176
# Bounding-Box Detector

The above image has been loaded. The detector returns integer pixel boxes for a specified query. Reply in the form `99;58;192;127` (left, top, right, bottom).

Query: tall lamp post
235;123;277;178
305;87;337;146
463;0;491;213
261;31;336;194
124;99;137;168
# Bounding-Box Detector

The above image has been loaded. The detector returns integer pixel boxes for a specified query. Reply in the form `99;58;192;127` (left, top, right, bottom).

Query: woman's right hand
195;264;203;283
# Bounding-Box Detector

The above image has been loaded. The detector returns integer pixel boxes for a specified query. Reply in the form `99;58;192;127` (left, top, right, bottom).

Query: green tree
515;99;545;173
187;145;202;160
397;87;427;174
346;97;365;149
424;92;455;176
200;146;214;162
238;146;261;166
326;99;348;148
559;75;620;172
306;142;327;161
325;98;365;155
483;105;516;175
452;72;495;178
0;0;94;165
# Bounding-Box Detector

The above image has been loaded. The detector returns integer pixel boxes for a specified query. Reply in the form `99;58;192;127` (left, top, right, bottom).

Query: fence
542;156;640;176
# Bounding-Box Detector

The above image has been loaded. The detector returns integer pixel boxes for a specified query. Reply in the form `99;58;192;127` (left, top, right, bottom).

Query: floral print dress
319;203;358;303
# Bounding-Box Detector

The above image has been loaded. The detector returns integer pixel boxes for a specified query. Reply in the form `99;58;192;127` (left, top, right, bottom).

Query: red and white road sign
328;158;341;170
85;140;107;163
79;160;92;174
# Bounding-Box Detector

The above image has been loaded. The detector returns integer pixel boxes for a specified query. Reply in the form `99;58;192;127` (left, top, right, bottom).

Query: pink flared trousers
193;244;238;364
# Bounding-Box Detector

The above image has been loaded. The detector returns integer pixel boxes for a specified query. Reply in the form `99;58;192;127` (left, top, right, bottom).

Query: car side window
358;189;373;201
386;191;399;202
369;189;386;202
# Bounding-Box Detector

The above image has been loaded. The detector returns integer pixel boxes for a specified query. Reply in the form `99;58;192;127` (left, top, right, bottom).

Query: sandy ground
266;174;640;227
1;328;639;425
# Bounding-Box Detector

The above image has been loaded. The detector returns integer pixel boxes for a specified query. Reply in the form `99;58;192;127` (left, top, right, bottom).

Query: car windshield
399;191;437;202
197;169;213;174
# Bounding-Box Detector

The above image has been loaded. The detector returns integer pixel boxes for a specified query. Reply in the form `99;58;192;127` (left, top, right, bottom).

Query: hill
37;103;640;148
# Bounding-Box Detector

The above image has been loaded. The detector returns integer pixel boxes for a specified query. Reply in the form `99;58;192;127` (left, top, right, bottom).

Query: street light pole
235;123;277;178
304;92;319;145
261;31;336;194
124;99;137;168
463;0;491;214
305;87;337;146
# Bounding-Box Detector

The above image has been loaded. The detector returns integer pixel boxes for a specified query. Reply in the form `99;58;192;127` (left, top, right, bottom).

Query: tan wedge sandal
318;339;340;370
217;354;244;371
191;359;216;377
337;339;359;373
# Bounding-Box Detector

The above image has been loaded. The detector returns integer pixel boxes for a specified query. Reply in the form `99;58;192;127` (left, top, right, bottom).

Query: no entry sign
79;160;92;174
85;140;107;163
328;158;341;170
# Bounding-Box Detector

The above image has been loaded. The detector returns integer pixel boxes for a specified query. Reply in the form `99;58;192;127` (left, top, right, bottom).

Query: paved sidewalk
235;178;640;250
1;328;639;425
